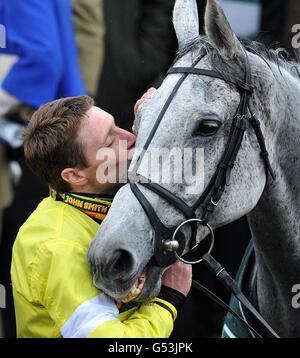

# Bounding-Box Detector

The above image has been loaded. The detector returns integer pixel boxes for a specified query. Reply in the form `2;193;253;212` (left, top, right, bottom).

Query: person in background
72;0;105;97
0;0;86;337
0;0;85;116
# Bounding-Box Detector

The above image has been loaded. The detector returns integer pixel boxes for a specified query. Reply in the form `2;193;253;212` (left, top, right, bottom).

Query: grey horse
88;0;300;337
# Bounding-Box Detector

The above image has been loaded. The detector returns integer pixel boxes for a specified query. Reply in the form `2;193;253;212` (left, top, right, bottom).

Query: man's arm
30;241;191;338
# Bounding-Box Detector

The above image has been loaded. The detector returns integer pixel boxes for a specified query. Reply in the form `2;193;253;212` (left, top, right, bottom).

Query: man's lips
120;268;147;303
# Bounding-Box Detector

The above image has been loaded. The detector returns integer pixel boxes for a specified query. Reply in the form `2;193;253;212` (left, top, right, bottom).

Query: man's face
78;106;136;193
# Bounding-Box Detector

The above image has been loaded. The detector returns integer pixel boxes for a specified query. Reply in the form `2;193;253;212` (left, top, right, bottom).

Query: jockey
11;93;192;338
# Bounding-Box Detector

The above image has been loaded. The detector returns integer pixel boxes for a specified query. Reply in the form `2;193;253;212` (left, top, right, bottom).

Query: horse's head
88;0;279;302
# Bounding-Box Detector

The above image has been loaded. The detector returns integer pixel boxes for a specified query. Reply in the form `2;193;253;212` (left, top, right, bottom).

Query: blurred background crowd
0;0;299;338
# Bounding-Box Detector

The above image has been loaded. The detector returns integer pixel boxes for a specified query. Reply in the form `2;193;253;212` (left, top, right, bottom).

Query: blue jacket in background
0;0;86;108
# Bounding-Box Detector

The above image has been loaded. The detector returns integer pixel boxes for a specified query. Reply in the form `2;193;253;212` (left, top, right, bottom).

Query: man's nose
116;127;136;149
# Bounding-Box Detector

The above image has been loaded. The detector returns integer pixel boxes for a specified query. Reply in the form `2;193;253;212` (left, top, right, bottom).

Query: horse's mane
176;35;300;82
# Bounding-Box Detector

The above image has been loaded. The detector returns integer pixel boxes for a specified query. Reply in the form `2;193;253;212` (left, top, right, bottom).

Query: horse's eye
194;120;221;137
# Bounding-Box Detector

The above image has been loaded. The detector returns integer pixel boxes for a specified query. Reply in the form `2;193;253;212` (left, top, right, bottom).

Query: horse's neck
247;68;300;336
247;183;300;336
248;179;300;280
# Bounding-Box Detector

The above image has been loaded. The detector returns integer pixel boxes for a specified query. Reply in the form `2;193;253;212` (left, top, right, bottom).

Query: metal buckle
164;218;215;265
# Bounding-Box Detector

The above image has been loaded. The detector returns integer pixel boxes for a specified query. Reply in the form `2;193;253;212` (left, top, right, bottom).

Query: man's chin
133;266;163;303
93;182;123;194
134;284;160;303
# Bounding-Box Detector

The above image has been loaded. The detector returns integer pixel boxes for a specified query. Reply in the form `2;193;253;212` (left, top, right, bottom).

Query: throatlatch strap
249;115;276;180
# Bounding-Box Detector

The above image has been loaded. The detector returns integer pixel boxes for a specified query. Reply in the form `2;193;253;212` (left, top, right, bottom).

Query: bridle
129;49;279;337
129;50;275;267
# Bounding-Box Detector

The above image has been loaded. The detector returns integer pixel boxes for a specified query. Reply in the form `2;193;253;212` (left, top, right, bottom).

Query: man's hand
161;261;192;297
134;87;156;114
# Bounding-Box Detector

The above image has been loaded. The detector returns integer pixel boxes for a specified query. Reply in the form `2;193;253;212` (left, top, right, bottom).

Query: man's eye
193;120;221;137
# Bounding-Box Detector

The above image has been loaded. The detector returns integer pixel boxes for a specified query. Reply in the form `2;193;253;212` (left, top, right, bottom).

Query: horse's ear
173;0;199;49
205;0;243;60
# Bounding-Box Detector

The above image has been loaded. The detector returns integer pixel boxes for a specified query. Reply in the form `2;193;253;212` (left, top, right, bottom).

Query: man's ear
61;168;88;189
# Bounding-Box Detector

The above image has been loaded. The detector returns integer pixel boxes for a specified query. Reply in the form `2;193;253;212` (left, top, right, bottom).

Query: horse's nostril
104;249;135;280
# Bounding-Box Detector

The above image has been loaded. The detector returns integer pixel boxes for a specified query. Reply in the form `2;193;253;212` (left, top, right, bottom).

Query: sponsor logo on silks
59;192;113;224
292;284;300;309
0;284;6;309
